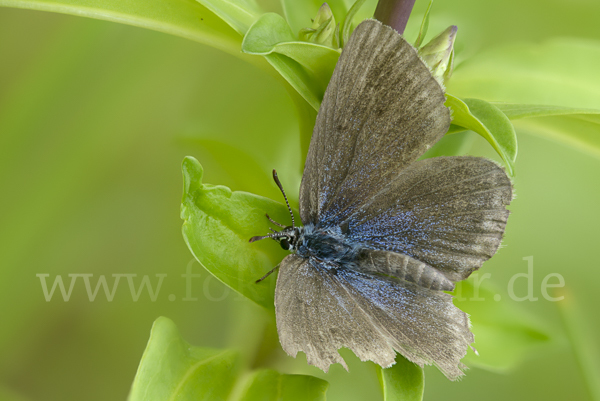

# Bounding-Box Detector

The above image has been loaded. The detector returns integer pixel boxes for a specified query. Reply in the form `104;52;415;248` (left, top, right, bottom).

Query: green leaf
267;41;340;96
181;156;292;310
446;103;600;159
448;38;600;110
514;114;600;160
0;0;245;57
341;0;367;47
489;104;600;158
414;0;433;48
129;317;240;401
239;369;329;401
492;103;600;120
195;0;262;35
445;95;517;175
240;12;295;51
445;124;468;135
243;12;341;110
446;39;600;162
129;319;329;401
377;354;424;401
260;53;320;112
454;279;551;372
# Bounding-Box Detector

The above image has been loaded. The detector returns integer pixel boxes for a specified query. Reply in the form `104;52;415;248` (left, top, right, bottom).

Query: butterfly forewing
299;19;451;227
346;156;512;281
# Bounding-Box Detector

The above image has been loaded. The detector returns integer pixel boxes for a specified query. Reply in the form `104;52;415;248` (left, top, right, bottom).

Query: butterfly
250;19;512;380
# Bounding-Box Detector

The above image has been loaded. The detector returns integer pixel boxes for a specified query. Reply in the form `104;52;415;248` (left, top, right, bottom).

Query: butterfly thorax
295;223;362;266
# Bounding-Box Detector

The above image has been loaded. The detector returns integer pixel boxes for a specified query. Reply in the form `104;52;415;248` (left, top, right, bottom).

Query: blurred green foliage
129;317;240;401
0;0;599;400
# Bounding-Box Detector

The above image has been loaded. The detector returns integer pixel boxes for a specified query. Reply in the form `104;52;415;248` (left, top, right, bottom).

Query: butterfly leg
255;264;280;284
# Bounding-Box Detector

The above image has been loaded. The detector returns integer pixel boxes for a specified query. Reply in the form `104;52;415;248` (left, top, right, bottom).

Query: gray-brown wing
346;156;513;282
299;19;450;227
275;254;474;380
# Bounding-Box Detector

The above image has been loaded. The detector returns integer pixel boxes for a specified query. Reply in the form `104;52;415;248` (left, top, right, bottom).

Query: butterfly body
295;223;362;267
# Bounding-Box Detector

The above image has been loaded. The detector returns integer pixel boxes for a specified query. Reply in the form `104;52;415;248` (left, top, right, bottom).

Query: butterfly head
249;225;302;252
276;226;300;251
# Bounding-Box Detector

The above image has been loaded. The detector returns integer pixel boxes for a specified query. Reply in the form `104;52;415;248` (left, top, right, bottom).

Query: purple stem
373;0;416;35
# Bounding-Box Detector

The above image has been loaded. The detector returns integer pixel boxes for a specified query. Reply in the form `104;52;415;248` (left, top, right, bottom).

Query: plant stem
373;0;416;34
288;90;318;170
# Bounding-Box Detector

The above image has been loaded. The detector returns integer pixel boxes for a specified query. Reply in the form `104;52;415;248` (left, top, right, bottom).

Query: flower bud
299;3;340;49
418;25;457;84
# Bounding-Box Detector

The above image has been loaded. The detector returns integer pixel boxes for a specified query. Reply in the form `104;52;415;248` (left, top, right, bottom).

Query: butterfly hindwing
275;254;474;380
275;254;396;371
299;19;451;227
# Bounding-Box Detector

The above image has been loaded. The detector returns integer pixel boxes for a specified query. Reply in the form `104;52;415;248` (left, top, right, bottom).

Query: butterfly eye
279;238;291;250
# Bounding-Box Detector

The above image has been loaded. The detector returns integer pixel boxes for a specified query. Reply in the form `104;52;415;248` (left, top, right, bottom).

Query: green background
0;0;599;400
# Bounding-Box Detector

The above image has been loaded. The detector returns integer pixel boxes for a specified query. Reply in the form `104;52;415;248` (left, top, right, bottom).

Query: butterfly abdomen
353;249;455;291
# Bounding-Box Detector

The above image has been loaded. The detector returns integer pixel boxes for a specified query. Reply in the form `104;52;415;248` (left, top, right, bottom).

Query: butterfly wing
346;156;512;282
275;254;473;380
286;18;510;380
299;19;451;227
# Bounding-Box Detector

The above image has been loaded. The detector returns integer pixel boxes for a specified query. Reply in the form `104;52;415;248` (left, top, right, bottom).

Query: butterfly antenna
272;169;295;229
265;213;286;228
249;232;285;243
